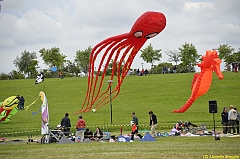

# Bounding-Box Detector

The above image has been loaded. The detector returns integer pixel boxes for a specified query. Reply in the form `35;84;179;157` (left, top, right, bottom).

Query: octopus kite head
130;11;166;40
2;96;19;110
200;50;224;80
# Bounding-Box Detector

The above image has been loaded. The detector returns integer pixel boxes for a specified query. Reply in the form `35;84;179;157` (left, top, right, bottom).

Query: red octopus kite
173;50;224;113
79;11;166;112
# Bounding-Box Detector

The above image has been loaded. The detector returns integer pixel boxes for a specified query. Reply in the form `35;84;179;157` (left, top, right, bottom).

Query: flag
35;73;44;84
39;92;49;135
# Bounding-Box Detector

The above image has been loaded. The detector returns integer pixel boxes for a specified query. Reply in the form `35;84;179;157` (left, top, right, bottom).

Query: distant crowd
136;68;149;76
135;65;177;76
162;65;177;74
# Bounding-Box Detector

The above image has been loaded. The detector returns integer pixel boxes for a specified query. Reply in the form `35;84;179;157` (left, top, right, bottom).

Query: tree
233;48;240;62
140;44;162;74
0;72;11;80
179;42;200;72
39;47;67;71
165;49;181;66
13;50;38;78
62;60;79;75
217;44;235;71
74;46;92;73
9;70;25;79
107;59;124;76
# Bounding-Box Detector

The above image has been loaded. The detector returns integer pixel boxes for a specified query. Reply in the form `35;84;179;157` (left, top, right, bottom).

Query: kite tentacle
88;40;130;109
94;43;137;110
109;39;146;101
93;39;141;109
87;41;118;111
80;33;130;112
80;40;112;112
92;43;130;106
95;39;146;110
90;38;137;109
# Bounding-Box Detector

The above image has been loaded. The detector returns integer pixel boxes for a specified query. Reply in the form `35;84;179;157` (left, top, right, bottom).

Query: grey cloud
0;0;239;73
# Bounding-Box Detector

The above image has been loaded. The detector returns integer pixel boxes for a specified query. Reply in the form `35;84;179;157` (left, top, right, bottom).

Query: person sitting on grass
174;121;183;131
84;128;94;140
170;121;183;136
94;127;103;141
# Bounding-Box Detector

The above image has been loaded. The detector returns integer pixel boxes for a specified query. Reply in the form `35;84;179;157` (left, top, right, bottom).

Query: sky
0;0;239;73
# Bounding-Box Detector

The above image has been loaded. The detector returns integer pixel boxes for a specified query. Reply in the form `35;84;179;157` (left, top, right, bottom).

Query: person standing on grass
75;115;86;142
61;113;71;136
221;107;229;134
234;108;239;134
228;105;237;134
149;111;157;137
19;96;25;110
130;112;143;142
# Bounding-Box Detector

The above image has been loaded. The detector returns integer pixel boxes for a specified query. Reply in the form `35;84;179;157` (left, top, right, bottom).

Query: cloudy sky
0;0;239;73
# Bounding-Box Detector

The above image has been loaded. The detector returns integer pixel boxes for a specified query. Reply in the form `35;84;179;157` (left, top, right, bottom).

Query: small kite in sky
50;67;58;72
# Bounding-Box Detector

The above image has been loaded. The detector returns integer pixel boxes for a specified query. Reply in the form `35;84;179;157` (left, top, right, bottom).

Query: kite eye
134;31;143;38
145;32;158;39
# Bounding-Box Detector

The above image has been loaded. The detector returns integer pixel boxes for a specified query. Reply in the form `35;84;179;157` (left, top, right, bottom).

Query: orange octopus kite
173;50;224;113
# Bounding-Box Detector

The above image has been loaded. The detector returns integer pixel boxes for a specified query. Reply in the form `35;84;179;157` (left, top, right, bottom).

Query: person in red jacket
75;115;86;142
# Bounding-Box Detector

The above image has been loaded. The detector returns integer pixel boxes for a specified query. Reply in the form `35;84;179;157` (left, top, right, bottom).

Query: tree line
0;43;239;80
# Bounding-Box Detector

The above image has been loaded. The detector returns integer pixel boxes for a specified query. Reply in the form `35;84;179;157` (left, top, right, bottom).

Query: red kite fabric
79;11;166;112
131;124;137;132
173;50;224;113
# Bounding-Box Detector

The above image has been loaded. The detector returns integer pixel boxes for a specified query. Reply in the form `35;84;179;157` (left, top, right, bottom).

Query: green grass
0;72;240;158
0;72;239;132
0;136;239;159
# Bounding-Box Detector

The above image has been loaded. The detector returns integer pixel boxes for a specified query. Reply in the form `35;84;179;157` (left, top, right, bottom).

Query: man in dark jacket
149;111;158;137
61;113;71;136
19;96;25;110
221;107;228;134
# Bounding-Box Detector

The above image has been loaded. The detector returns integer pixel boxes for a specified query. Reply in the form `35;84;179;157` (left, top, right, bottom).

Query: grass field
0;72;240;158
0;136;240;159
